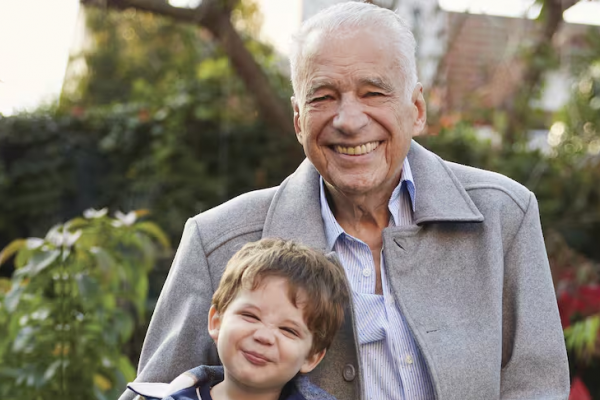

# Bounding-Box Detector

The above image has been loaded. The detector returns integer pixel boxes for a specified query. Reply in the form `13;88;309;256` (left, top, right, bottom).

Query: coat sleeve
500;192;570;399
119;218;218;400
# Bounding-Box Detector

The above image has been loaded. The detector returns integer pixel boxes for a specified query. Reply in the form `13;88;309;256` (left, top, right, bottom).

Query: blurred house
255;0;600;151
441;11;593;114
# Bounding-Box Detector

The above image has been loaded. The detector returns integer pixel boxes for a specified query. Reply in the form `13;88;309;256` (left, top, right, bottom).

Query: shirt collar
319;158;416;251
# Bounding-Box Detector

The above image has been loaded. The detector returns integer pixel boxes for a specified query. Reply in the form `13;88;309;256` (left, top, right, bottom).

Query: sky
0;0;80;116
0;0;599;116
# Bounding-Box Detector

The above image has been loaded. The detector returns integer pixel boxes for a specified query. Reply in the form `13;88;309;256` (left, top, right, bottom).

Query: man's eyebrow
359;77;394;92
306;80;336;98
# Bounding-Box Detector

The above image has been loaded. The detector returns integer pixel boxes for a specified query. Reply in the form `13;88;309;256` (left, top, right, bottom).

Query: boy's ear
208;305;221;343
299;349;326;374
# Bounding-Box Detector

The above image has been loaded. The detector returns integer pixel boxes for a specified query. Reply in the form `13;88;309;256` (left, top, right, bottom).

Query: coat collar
262;140;483;247
407;140;484;225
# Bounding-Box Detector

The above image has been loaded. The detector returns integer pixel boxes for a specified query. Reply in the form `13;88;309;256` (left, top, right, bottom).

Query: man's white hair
289;1;418;101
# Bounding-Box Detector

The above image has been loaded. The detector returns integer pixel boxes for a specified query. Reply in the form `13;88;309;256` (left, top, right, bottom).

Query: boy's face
208;276;325;392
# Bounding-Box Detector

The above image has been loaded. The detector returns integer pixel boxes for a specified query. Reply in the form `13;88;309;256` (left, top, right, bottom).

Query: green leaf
584;315;600;354
75;273;100;298
0;278;11;294
117;355;136;382
564;315;600;362
113;311;134;342
42;360;63;383
18;250;60;278
0;239;26;267
5;282;24;313
134;221;171;249
133;275;148;319
90;247;116;275
12;326;35;352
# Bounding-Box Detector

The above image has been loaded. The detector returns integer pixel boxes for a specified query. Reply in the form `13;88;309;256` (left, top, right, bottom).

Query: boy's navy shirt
128;365;336;400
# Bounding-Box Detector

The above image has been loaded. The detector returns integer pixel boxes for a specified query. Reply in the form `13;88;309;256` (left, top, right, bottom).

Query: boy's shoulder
127;365;223;400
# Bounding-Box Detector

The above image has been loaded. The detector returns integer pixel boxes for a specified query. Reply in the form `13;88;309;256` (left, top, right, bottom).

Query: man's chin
327;177;385;197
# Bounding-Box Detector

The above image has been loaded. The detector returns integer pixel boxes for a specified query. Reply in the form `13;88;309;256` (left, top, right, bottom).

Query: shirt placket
381;251;412;398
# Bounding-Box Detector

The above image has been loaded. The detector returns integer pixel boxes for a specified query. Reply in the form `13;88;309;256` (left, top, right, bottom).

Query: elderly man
121;3;569;400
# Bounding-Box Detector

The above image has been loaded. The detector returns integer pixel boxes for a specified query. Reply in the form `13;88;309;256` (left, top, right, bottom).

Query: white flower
45;225;82;248
114;210;137;226
25;238;44;250
83;207;108;219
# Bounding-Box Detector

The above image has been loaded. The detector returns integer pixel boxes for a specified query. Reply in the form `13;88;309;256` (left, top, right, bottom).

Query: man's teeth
334;141;380;156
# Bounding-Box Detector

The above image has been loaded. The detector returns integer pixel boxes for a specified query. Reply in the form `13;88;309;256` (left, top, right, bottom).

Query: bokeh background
1;0;600;398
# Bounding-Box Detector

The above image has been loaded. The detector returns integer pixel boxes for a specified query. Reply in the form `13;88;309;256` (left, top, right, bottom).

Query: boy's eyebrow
282;319;309;335
237;302;259;311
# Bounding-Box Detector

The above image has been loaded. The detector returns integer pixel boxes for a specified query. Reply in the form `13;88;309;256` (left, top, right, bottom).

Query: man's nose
332;96;369;134
253;326;275;345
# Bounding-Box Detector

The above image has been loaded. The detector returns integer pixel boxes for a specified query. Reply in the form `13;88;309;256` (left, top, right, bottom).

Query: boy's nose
253;327;275;345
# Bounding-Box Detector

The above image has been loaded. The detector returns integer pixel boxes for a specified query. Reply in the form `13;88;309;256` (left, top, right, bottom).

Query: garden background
1;0;600;398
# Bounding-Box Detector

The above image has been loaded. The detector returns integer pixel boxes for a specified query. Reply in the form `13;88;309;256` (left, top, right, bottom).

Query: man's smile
332;141;381;156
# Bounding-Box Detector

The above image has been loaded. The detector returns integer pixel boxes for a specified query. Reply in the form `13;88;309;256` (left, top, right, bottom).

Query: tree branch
502;0;579;143
80;0;294;135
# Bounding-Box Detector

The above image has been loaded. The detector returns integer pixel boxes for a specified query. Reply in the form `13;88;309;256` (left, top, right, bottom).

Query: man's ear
299;348;326;374
411;83;427;137
208;305;221;343
291;96;303;144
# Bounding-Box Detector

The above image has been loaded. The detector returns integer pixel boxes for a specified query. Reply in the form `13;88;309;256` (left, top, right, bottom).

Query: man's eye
310;95;330;103
366;92;383;97
241;313;259;320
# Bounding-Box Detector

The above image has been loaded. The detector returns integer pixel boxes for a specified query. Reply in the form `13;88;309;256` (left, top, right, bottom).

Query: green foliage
417;122;600;261
0;98;302;249
0;209;169;399
565;315;600;363
5;5;301;244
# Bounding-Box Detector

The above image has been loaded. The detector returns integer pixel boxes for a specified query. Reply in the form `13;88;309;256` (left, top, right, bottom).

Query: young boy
127;238;350;400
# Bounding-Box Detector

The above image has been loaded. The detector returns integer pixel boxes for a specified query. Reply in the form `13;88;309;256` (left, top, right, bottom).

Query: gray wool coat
120;141;569;400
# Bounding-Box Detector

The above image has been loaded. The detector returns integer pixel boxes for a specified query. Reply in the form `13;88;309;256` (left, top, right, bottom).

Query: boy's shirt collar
127;365;329;400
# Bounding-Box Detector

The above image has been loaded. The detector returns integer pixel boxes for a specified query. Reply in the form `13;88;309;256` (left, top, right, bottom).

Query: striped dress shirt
319;159;435;400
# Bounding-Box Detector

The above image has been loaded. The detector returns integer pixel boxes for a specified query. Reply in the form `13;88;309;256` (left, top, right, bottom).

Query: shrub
0;209;170;399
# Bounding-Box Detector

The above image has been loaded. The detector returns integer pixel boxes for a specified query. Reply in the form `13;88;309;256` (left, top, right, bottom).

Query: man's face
208;276;324;392
292;27;426;197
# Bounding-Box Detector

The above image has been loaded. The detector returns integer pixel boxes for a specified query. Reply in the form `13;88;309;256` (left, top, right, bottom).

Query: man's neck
210;379;281;400
324;181;394;240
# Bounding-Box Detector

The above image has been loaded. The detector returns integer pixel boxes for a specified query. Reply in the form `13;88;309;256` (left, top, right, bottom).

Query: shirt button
362;268;372;277
405;354;414;365
386;297;395;306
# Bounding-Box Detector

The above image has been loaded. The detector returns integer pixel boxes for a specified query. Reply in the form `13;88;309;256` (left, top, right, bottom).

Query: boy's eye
281;327;299;337
241;312;259;321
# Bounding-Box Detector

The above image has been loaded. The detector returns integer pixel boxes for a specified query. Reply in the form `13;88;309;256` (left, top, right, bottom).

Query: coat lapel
261;159;328;250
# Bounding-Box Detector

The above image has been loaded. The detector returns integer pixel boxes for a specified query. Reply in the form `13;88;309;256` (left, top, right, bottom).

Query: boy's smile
208;276;326;396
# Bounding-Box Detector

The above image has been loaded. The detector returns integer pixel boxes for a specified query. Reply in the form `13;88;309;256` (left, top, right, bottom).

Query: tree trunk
503;0;578;144
80;0;294;136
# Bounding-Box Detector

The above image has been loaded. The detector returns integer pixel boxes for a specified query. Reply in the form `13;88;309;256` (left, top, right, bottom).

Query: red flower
569;376;591;400
558;291;586;328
